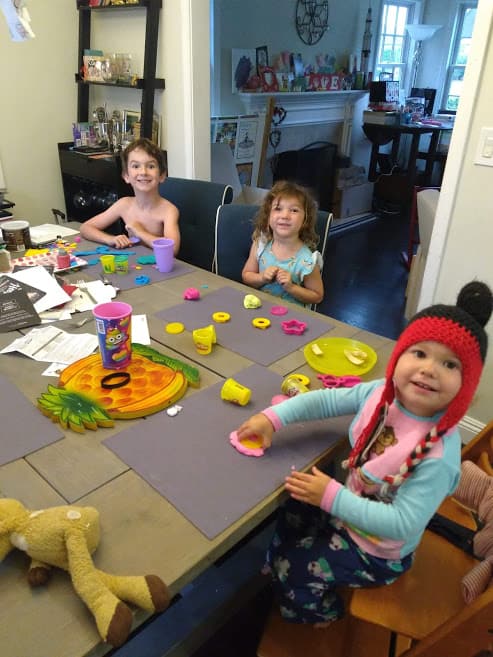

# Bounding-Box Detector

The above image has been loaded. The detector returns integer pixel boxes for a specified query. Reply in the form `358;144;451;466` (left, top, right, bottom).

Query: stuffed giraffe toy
0;498;170;647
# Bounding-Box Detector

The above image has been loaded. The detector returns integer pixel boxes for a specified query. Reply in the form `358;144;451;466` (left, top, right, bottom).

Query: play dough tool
304;337;377;376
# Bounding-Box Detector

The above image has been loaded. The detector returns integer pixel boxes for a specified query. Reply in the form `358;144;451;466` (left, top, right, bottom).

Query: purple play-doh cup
152;238;174;273
92;301;132;370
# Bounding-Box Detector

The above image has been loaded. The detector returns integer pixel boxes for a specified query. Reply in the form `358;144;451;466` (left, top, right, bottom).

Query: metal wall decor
296;0;329;45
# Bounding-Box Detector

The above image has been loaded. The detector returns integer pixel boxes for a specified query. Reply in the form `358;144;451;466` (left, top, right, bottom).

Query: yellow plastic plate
304;337;378;376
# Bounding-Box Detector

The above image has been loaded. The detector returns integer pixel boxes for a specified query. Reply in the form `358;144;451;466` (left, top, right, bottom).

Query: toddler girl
242;181;324;307
236;281;492;625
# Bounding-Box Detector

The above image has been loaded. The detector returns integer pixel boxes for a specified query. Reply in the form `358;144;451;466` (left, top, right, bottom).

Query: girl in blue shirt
242;181;324;307
236;281;492;625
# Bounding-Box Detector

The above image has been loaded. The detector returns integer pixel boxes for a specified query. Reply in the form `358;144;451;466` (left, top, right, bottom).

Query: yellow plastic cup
192;326;215;355
100;254;115;273
221;378;251;406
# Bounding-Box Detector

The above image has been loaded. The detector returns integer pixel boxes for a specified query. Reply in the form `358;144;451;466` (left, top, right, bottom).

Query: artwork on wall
212;120;238;154
231;49;256;93
236;163;253;186
211;113;267;187
255;46;268;75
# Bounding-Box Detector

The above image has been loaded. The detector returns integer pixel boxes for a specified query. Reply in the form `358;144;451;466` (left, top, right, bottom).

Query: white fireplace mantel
238;90;368;156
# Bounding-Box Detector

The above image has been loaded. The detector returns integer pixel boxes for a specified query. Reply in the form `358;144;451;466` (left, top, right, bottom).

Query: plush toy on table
0;498;170;647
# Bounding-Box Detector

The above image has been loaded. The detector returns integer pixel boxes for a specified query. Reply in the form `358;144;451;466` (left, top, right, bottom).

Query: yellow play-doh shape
165;322;185;334
244;294;262;309
252;317;271;329
212;311;231;323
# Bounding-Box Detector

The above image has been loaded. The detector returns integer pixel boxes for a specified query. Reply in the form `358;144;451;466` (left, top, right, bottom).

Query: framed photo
123;110;140;138
236;118;258;161
255;46;268;75
236;163;253;187
214;119;238;154
231;49;256;93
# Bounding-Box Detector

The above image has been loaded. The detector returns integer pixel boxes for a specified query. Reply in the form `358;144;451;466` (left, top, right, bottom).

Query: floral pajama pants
266;498;413;624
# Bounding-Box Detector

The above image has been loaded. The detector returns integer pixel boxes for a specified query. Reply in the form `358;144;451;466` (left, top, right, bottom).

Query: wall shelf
76;0;163;139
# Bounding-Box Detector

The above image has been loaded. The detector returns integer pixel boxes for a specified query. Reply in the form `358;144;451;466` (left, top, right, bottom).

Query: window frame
374;1;417;86
439;1;478;113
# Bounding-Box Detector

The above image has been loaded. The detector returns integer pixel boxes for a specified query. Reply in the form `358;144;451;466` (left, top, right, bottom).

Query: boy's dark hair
121;138;167;175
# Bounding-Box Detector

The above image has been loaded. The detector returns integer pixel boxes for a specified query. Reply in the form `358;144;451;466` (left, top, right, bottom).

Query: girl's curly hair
121;138;167;175
252;180;319;249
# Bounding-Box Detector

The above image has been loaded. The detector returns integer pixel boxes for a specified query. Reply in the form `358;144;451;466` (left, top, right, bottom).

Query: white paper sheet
7;266;71;312
131;314;150;345
0;326;98;364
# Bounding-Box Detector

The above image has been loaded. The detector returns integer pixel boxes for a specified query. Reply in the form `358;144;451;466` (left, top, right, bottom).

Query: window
374;2;414;84
441;2;477;112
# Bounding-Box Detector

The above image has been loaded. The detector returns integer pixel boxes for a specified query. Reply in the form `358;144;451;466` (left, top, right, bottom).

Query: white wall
0;1;77;226
212;0;364;116
0;0;209;226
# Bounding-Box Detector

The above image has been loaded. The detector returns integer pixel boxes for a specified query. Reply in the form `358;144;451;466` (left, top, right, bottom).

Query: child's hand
236;413;274;449
112;234;133;248
284;466;331;507
276;268;292;288
262;266;278;283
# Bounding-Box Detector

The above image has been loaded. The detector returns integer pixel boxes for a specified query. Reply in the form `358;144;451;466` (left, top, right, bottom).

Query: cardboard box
332;182;374;219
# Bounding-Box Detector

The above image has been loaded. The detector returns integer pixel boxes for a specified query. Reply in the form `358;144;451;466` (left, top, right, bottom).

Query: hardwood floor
317;210;410;340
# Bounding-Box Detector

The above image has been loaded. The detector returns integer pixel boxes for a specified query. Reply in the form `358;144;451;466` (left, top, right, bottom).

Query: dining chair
256;421;493;657
159;177;233;271
214;204;332;310
348;419;493;657
214;203;260;281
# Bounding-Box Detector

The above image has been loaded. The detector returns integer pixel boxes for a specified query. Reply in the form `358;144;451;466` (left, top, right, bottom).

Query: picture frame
123;110;140;138
213;119;238;154
236;163;253;187
255;46;268;75
231;48;256;93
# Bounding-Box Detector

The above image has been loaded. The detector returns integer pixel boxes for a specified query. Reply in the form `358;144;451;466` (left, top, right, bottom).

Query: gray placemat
73;240;194;290
155;286;333;366
103;364;351;539
0;374;64;465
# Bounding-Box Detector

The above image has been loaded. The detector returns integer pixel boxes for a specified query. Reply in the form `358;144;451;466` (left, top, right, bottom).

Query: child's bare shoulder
159;197;179;217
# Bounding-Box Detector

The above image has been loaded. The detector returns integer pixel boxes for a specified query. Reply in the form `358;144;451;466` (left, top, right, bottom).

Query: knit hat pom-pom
457;281;493;328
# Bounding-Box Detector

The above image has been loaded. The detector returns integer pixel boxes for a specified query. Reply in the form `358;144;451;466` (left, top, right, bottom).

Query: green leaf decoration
37;385;114;433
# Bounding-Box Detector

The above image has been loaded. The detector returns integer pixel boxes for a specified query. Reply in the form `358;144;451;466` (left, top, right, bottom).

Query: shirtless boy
80;138;180;253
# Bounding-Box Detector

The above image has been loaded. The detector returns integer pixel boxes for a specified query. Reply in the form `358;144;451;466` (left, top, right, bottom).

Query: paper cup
114;254;129;275
92;301;132;369
100;254;115;273
152;238;174;273
221;379;251;406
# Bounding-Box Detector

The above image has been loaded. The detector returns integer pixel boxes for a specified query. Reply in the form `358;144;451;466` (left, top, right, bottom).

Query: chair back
214;204;260;281
214;207;332;287
160;177;233;271
315;210;332;275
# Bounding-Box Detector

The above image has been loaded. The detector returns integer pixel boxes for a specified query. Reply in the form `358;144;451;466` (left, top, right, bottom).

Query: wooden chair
159;177;233;271
349;419;493;657
256;421;493;657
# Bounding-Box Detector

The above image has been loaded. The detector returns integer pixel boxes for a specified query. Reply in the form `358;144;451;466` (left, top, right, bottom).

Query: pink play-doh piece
281;319;307;335
229;431;264;457
183;287;201;300
271;305;289;316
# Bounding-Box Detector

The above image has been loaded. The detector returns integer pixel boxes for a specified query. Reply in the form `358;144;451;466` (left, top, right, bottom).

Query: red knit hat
348;281;492;471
